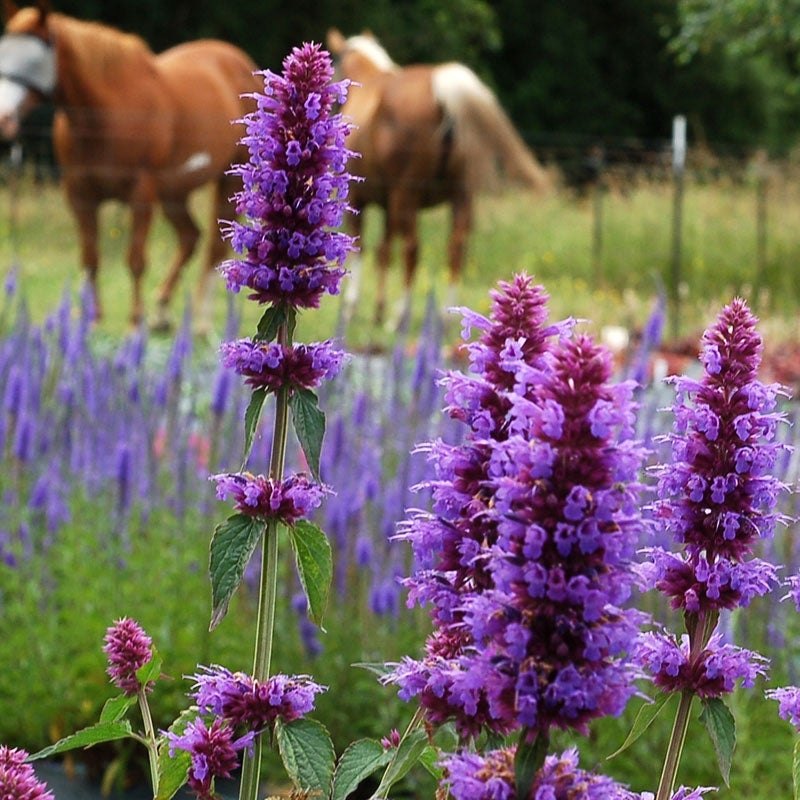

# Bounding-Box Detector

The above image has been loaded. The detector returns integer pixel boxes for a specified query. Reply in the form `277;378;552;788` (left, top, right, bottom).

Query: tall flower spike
218;42;357;309
103;617;155;696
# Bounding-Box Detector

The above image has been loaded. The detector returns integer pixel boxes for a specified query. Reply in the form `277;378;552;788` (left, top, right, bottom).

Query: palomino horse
0;2;261;330
327;29;551;326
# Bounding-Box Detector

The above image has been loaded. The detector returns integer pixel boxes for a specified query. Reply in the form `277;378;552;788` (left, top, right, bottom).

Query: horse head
0;0;55;139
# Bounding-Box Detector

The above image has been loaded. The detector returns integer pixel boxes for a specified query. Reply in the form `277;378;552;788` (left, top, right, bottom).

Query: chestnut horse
0;2;261;330
327;29;551;325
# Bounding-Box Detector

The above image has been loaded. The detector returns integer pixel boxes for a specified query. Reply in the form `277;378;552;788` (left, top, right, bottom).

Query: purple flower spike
0;746;54;800
218;42;357;309
167;717;255;800
219;338;346;394
189;665;326;730
652;298;789;572
103;617;155;696
211;471;330;524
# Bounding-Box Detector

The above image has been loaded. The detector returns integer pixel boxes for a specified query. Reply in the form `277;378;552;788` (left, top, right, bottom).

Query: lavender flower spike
218;42;358;309
0;746;54;800
103;617;155;696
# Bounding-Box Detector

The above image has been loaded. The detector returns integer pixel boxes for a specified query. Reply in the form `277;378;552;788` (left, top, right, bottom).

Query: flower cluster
166;718;255;800
189;665;326;730
385;275;648;748
219;338;345;394
103;617;155;696
218;42;357;309
441;746;644;800
211;472;330;524
0;746;53;800
640;299;789;698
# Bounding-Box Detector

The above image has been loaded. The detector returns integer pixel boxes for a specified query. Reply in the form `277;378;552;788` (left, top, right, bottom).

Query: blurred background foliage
16;0;800;155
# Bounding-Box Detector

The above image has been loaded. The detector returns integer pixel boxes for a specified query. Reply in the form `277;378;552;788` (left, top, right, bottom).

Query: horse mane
343;34;397;74
48;12;154;78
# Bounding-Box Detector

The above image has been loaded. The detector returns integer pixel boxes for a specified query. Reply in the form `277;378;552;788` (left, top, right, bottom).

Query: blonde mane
344;34;397;74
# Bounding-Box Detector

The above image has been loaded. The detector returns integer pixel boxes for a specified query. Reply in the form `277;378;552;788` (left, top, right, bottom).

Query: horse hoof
150;318;173;335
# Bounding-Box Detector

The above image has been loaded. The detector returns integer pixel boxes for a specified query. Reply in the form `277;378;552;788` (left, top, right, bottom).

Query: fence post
670;115;686;340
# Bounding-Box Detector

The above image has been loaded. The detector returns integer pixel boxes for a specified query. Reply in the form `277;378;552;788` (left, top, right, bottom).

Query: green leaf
276;717;336;799
209;513;266;629
99;694;136;724
332;739;393;800
289;519;332;629
793;736;800;800
256;305;286;342
243;387;268;460
700;696;736;785
155;708;196;800
27;721;133;760
351;662;397;679
137;647;163;687
515;733;548;800
370;727;429;799
607;692;678;759
289;388;326;481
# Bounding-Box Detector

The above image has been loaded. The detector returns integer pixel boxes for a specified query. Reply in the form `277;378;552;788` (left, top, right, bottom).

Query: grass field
3;165;800;797
3;165;800;354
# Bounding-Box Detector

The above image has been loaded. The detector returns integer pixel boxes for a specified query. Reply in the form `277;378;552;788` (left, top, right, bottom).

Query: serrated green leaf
277;717;335;799
256;305;286;342
289;519;332;629
416;745;443;779
515;733;548;800
608;692;677;759
99;694;136;724
209;513;266;629
289;388;326;481
243;388;268;460
332;739;393;800
370;727;428;799
793;736;800;800
700;696;736;785
27;721;133;760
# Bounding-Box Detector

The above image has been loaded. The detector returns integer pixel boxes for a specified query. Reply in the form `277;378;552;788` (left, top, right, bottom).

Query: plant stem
655;689;693;800
654;611;718;800
238;323;292;800
137;690;159;794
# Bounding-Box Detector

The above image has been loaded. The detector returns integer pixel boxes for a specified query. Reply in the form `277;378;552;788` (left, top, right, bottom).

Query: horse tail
431;63;551;193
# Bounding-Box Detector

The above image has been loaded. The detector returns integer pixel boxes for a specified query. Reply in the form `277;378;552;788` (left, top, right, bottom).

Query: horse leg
195;176;235;337
395;194;420;329
446;190;473;311
152;195;201;333
374;208;395;327
124;174;160;328
340;209;364;327
64;186;102;320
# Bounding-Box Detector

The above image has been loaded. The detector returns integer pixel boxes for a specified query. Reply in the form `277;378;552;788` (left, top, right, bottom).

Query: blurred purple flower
0;745;54;800
766;685;800;731
218;42;357;309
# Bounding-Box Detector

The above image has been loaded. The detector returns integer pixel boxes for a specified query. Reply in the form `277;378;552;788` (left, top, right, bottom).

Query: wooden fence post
670;115;686;341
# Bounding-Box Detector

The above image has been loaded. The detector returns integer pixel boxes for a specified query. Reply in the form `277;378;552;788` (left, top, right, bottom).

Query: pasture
3;164;800;353
3;163;800;798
